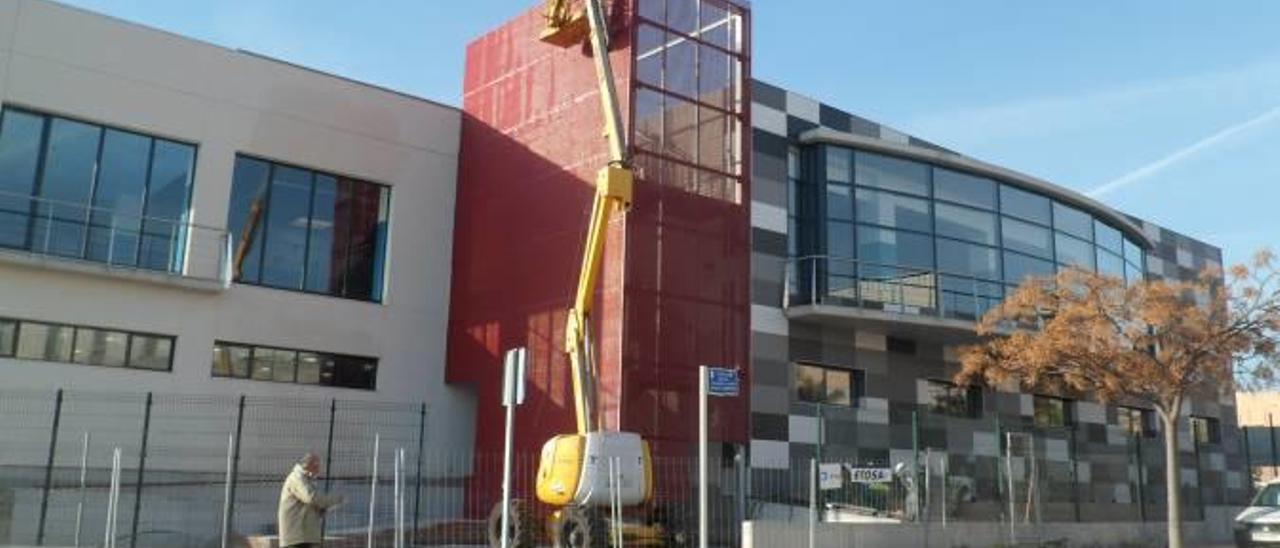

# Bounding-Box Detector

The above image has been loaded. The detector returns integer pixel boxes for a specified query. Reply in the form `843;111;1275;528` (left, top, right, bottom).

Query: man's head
300;453;320;476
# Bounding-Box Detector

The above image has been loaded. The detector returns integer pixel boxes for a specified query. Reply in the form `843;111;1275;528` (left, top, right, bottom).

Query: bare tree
957;250;1280;548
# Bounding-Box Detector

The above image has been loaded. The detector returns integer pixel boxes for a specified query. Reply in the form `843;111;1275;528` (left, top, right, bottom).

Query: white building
0;0;472;450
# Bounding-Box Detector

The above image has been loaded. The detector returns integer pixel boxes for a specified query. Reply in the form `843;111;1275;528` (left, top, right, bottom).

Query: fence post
1069;426;1080;522
1270;413;1278;481
129;392;154;548
1242;427;1254;499
321;399;336;546
220;432;235;548
74;432;90;548
368;433;381;548
222;395;246;544
36;388;64;546
413;402;426;545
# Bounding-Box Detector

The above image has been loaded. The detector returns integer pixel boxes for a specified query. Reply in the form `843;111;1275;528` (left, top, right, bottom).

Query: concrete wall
0;0;472;449
744;505;1243;547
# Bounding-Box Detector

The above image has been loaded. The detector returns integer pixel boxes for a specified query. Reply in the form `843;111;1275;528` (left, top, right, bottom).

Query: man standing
278;453;343;548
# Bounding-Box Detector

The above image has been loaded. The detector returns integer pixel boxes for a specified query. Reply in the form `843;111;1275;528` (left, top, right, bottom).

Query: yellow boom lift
485;1;691;547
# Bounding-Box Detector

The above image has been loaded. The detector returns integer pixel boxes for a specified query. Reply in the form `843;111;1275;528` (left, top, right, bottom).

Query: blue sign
706;367;740;397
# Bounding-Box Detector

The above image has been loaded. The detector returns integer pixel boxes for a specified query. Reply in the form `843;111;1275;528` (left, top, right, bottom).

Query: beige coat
278;464;340;546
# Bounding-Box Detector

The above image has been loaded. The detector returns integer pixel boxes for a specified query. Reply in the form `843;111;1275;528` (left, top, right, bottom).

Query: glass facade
227;156;390;302
633;0;747;203
212;341;378;390
0;108;195;271
0;316;174;371
792;145;1146;320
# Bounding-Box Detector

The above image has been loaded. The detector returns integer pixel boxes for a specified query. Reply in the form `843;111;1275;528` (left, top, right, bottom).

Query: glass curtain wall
799;145;1145;320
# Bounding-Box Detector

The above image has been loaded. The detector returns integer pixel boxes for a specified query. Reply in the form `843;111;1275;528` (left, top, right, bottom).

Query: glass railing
0;189;231;286
783;255;1006;323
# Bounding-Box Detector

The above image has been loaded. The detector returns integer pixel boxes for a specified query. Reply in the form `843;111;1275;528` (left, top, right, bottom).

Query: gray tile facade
747;79;1247;516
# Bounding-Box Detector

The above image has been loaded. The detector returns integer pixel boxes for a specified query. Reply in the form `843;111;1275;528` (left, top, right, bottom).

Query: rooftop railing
0;189;231;288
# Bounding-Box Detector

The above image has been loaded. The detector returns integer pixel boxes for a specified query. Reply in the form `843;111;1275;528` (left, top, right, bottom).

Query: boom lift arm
549;0;634;436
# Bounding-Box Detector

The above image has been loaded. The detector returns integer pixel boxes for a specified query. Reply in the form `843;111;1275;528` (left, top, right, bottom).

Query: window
1117;406;1154;438
826;146;851;183
1033;395;1072;428
1054;233;1095;270
925;380;982;418
826;183;852;221
857;226;933;269
211;341;379;390
0;319;16;356
855;188;930;232
934;169;995;210
1190;416;1220;445
1123;238;1144;266
1003;251;1054;284
887;336;916;355
1052;202;1093;241
0;108;195;270
793;363;859;407
936;239;999;279
2;317;173;371
1001;217;1052;259
227;156;391;302
1097;249;1125;279
854;151;930;196
1000;185;1051;225
935;203;996;245
1094;221;1123;254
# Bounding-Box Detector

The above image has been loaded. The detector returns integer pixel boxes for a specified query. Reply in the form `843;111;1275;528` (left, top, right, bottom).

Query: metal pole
1270;413;1278;481
395;448;404;548
413;403;426;546
129;392;153;548
808;458;817;548
367;433;380;548
223;395;246;544
911;410;920;521
923;448;931;523
74;432;90;548
941;453;947;529
322;398;336;546
1243;427;1254;499
1135;433;1146;521
105;448;122;548
1006;432;1015;546
1194;430;1205;520
500;385;516;548
36;388;64;546
699;366;710;548
1069;426;1081;522
220;432;234;548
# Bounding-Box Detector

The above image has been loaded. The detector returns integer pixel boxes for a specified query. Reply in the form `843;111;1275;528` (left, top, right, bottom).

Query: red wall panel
448;0;750;472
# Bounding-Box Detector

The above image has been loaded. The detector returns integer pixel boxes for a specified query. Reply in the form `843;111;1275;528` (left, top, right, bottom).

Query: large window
0;108;195;270
0;316;174;371
1033;395;1072;428
1117;405;1155;438
924;380;982;418
804;144;1149;318
227;156;390;302
1190;416;1221;445
212;341;378;390
793;363;860;407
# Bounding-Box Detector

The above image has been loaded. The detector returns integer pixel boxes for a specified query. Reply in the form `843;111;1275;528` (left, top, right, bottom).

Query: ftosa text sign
706;367;739;397
847;467;892;484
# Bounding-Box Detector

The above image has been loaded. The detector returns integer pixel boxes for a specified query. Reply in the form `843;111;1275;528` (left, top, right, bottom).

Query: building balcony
0;190;231;291
783;255;1002;342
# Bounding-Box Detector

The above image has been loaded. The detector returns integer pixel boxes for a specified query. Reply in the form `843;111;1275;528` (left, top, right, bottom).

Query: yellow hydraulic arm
542;0;633;435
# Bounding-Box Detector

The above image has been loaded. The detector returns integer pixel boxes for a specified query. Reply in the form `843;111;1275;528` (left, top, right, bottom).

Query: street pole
1270;413;1278;481
36;388;64;546
500;347;526;548
699;366;710;548
808;458;817;548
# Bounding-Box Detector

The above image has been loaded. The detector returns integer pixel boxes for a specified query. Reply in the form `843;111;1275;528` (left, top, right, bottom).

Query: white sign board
846;467;892;484
819;463;843;490
502;347;527;407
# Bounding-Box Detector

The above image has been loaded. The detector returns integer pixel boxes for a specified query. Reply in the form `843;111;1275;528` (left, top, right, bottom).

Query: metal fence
0;388;1253;548
1243;420;1280;484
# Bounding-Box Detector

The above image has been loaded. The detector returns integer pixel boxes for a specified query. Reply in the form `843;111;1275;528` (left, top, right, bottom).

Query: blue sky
60;0;1280;267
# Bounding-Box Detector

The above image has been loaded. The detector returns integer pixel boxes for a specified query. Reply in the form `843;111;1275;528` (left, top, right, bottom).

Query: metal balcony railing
0;189;231;287
783;255;1007;324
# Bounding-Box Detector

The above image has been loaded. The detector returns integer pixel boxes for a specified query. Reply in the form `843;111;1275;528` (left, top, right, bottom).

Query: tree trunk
1161;411;1184;548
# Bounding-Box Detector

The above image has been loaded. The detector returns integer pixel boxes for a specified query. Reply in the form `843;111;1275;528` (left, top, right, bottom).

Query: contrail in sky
1087;105;1280;197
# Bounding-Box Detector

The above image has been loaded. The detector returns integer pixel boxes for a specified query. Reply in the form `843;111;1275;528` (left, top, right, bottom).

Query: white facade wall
0;0;472;450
